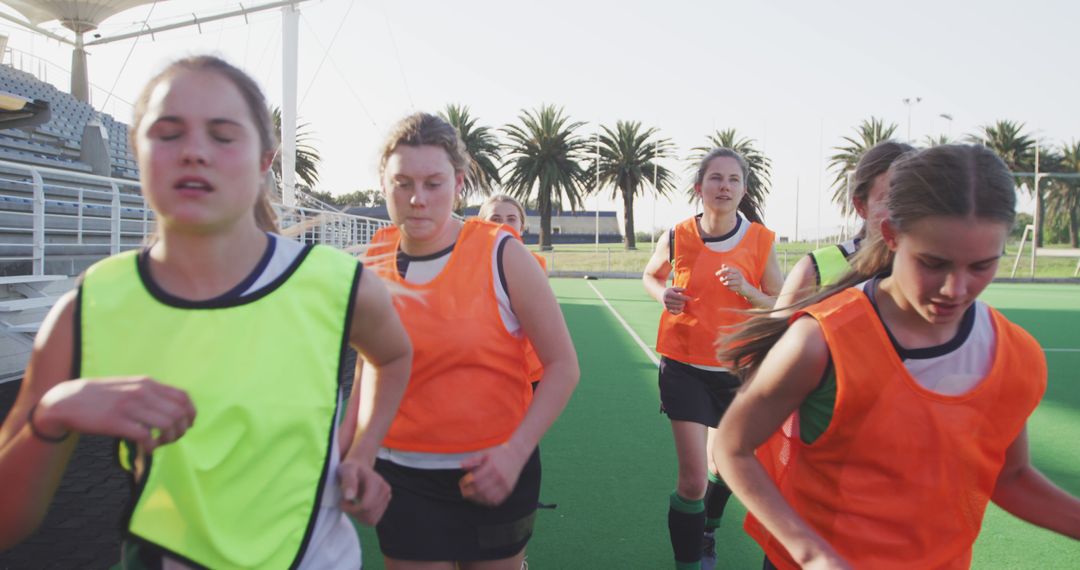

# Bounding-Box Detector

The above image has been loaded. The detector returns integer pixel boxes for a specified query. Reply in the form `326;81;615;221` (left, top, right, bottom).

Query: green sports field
358;280;1080;569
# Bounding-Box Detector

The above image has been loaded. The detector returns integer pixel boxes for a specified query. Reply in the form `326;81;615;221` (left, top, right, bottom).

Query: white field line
587;281;660;366
1044;348;1080;352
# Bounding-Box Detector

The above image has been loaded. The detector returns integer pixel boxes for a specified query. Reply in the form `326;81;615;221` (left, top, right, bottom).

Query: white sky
0;0;1075;241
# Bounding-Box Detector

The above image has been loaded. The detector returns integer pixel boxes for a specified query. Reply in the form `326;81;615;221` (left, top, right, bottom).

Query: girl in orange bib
479;194;547;384
643;148;783;569
714;144;1080;569
364;114;578;570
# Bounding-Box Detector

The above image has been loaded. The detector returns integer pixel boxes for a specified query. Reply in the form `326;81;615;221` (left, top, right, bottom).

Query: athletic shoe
701;531;716;570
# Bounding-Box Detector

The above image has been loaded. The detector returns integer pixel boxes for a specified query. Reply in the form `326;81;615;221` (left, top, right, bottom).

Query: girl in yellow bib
0;56;413;569
775;141;914;308
364;114;578;570
643;148;783;569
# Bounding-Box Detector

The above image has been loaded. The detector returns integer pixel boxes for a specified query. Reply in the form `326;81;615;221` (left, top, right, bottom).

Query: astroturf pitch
356;280;1079;569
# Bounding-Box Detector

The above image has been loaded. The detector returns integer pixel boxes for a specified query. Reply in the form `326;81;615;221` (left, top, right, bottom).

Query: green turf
578;279;1080;569
356;280;1080;569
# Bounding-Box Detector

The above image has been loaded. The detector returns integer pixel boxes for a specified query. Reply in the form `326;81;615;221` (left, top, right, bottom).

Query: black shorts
374;448;541;562
658;356;741;427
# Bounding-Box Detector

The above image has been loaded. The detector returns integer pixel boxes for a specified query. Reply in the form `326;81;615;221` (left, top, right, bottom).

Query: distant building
462;207;621;244
346;205;622;244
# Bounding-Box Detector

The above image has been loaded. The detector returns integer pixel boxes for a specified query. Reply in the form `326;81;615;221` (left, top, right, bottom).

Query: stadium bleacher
0;64;138;179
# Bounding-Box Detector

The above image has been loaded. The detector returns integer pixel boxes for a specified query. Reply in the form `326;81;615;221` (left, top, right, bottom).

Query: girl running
715;144;1080;569
364;113;578;570
642;148;783;569
479;193;547;384
0;56;413;570
775;141;914;307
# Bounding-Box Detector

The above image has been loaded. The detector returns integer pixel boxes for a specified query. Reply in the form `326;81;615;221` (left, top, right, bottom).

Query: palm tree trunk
1035;189;1045;248
1069;208;1078;248
623;184;636;250
539;184;553;251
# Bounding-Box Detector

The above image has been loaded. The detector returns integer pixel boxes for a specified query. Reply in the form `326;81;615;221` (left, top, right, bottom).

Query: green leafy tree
439;104;501;198
587;121;678;250
501;105;591;250
270;106;321;190
827;117;898;216
687;129;772;222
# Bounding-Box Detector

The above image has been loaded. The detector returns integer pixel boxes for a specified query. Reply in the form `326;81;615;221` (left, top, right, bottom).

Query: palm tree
967;121;1039;242
588;121;678;250
967;120;1035;172
1050;140;1080;247
270;106;321;191
439;104;501;199
688;129;772;222
827;117;898;215
922;134;952;148
501;105;591;251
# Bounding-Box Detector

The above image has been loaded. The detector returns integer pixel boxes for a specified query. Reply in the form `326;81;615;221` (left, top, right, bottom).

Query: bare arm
774;255;819;317
0;292;195;548
718;246;784;310
338;268;412;524
713;317;850;567
0;292;79;547
642;231;689;314
460;238;579;505
991;426;1080;539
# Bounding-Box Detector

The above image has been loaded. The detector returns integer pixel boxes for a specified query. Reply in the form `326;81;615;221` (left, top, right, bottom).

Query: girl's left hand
459;444;528;507
716;264;750;297
338;460;392;525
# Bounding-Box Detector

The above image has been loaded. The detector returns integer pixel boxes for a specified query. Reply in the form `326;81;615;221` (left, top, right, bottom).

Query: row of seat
0;65;139;180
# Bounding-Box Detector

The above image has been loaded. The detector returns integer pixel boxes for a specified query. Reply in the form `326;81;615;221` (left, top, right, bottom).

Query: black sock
668;492;705;567
704;472;732;531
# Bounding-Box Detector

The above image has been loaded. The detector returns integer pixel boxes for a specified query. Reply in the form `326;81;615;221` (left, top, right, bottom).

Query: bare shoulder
0;290;79;441
501;237;548;295
33;289;77;360
782;254;817;290
643;229;672;277
751;314;829;398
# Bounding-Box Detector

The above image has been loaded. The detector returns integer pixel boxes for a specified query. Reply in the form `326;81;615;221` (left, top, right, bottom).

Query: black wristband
28;403;71;443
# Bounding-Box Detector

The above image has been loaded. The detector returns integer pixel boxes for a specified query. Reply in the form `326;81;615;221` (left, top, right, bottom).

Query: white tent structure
0;0;312;205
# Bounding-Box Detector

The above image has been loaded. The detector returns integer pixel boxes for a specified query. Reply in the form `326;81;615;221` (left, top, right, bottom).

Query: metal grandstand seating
0;60;137;179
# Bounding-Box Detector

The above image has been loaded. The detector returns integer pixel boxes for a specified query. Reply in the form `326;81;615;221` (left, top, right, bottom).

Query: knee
676;468;708;499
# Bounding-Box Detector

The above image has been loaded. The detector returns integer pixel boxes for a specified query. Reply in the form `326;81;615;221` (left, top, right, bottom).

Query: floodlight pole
939;113;953;139
651;161;658;246
903;97;922;142
794;177;799;243
595;132;600;252
1031;142;1040;277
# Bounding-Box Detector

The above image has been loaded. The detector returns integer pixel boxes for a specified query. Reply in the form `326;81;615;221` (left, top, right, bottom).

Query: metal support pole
110;183;121;255
31;169;44;275
281;3;300;207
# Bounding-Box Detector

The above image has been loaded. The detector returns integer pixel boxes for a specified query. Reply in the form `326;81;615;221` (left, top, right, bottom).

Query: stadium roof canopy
1;0;158;33
0;0;311;206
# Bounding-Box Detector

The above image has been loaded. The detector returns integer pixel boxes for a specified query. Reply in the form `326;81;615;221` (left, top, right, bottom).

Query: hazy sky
1;0;1076;240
